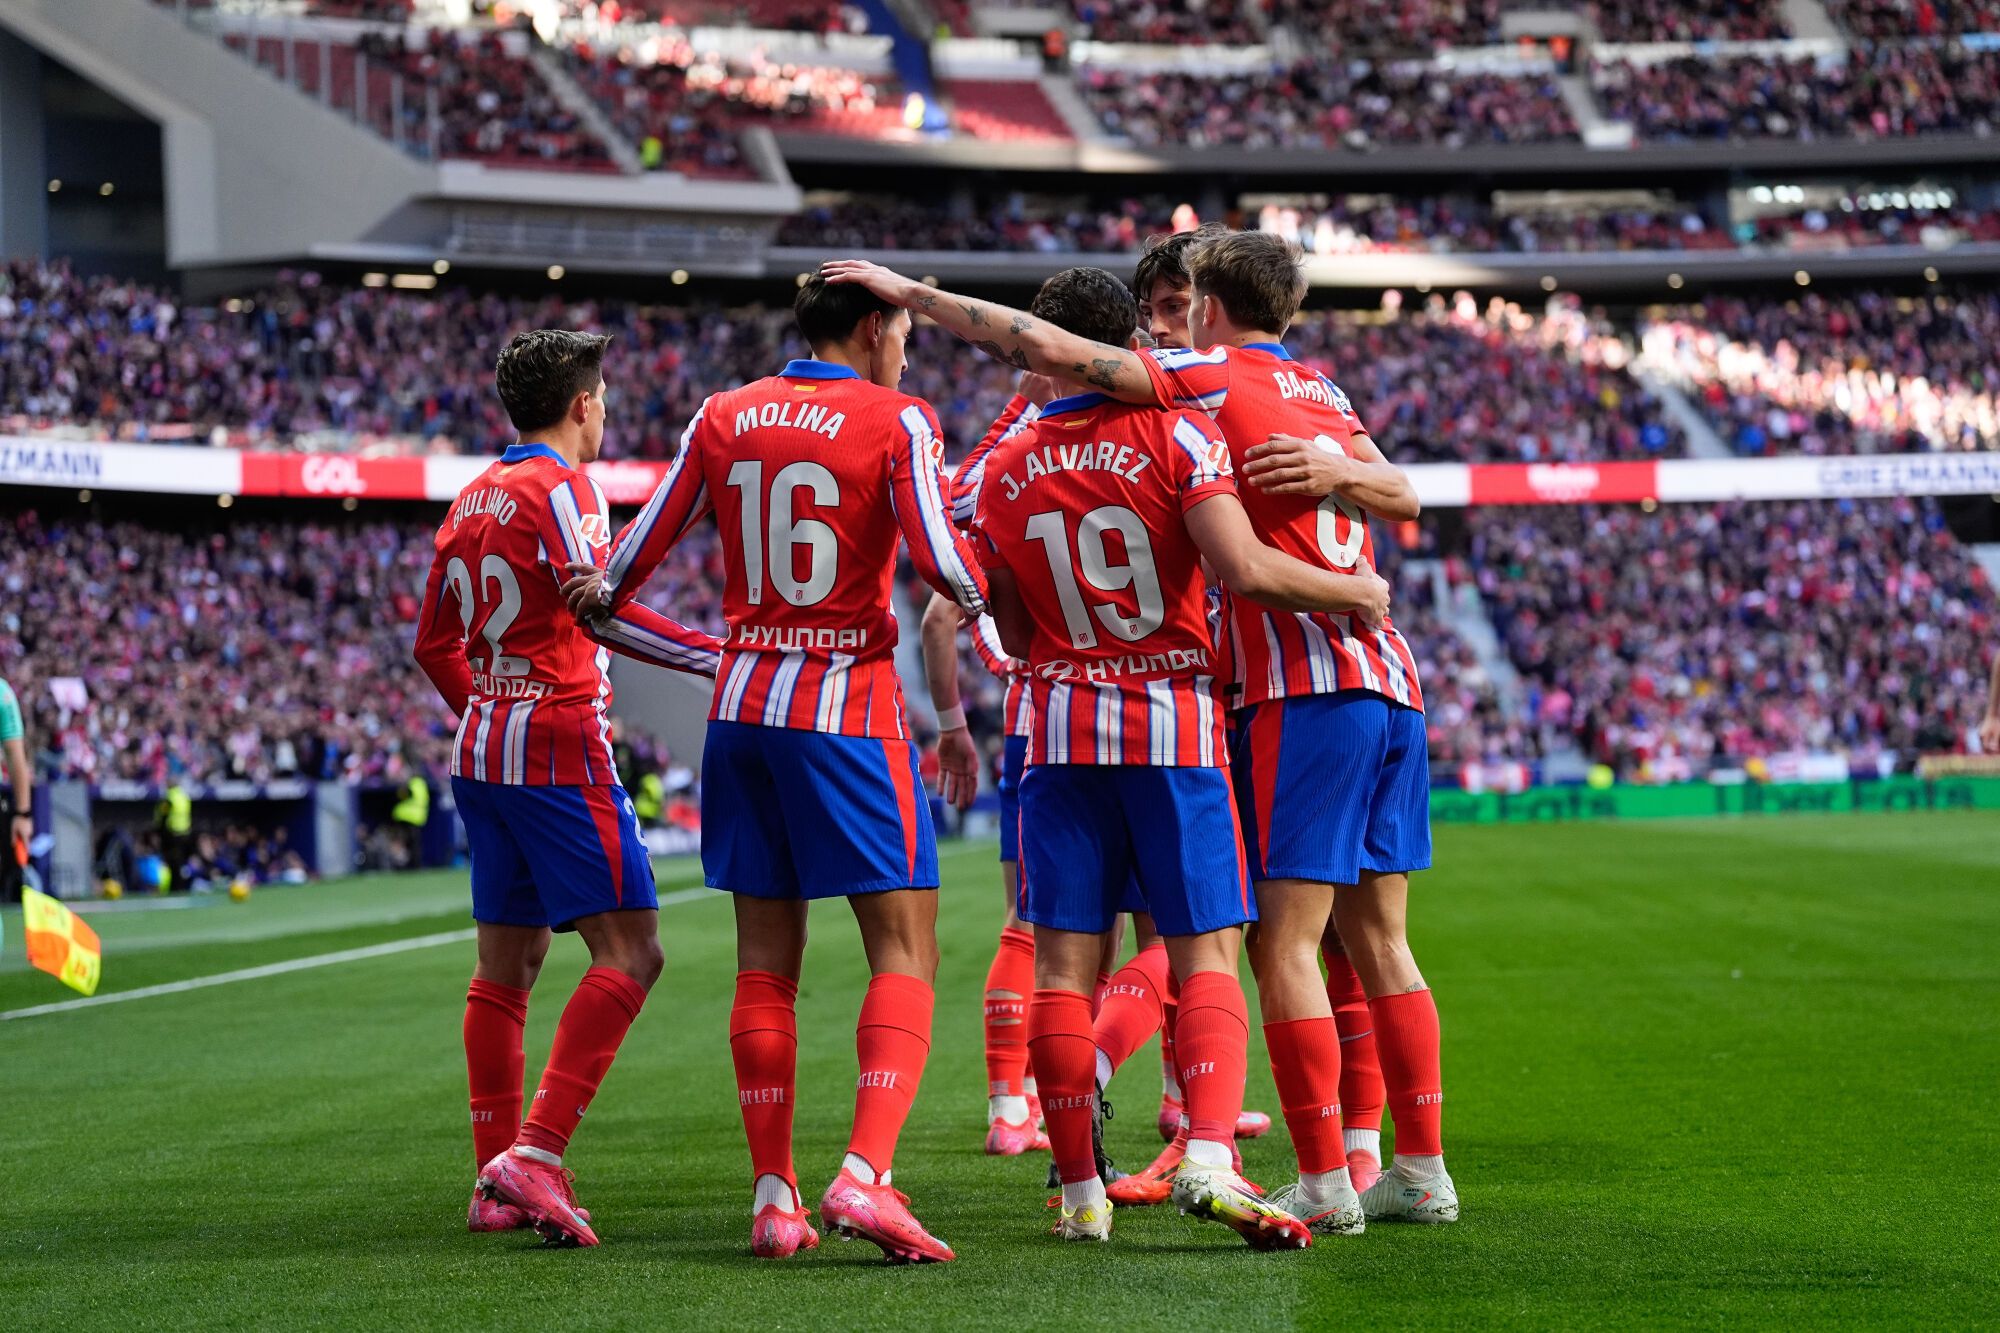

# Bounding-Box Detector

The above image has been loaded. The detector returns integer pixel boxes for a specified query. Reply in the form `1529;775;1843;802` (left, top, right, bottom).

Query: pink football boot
751;1203;822;1259
477;1149;599;1248
818;1169;955;1264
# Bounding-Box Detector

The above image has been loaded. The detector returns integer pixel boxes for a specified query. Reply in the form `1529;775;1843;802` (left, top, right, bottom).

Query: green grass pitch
3;812;1997;1329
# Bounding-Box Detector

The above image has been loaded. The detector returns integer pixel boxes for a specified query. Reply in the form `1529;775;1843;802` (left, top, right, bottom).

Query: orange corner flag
22;887;102;997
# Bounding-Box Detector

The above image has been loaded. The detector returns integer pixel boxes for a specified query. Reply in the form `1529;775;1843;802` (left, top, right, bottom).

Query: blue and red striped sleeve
951;393;1038;526
542;473;722;679
1143;346;1233;415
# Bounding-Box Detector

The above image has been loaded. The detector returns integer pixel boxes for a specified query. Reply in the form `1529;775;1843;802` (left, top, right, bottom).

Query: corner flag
22;888;102;997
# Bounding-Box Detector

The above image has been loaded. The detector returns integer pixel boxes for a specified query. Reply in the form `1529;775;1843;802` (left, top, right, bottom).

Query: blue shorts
998;735;1028;863
452;777;657;931
1017;764;1252;938
702;721;939;899
1231;692;1432;885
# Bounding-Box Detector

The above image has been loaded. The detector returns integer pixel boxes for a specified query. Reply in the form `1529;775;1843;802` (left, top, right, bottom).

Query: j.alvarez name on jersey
995;439;1154;501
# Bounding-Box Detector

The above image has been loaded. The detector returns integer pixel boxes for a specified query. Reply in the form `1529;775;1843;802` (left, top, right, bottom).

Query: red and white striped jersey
952;392;1039;526
954;394;1039;739
414;442;723;785
971;391;1237;767
1144;343;1424;714
603;359;988;739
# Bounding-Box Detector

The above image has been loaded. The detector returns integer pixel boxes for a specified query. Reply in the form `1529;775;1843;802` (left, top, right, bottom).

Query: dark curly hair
1029;267;1138;349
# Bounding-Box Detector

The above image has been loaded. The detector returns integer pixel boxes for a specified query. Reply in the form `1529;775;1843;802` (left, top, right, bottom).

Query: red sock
729;970;799;1187
464;978;529;1170
1091;970;1113;1018
1160;980;1180;1096
1370;988;1444;1157
1092;940;1170;1074
1173;971;1249;1146
1028;988;1098;1185
983;927;1035;1098
1264;1017;1345;1174
517;967;648;1158
1323;948;1384;1132
847;973;934;1177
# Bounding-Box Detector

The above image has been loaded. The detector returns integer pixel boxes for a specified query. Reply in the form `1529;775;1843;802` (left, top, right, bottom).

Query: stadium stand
0;264;1688;466
1823;0;2000;40
0;509;452;786
1639;289;2000;455
1079;63;1579;148
1265;0;1504;51
774;194;1174;252
1474;497;1994;778
1286;296;1686;464
561;31;899;171
1586;0;1792;43
1067;0;1263;45
224;27;617;170
1593;42;2000;143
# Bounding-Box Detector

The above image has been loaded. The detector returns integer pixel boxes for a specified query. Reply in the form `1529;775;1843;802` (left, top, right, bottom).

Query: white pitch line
0;884;715;1023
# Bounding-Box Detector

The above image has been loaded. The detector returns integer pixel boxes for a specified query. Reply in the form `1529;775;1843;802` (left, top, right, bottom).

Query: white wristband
936;705;967;731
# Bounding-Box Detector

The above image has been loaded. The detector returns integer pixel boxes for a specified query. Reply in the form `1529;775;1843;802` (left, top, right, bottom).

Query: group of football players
415;225;1453;1262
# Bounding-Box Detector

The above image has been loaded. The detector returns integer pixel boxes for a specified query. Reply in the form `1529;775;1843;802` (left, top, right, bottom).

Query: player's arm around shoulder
1240;419;1420;522
1187;495;1390;625
1171;413;1391;624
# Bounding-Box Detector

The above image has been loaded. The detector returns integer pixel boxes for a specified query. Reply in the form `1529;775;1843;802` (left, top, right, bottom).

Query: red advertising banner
239;454;430;500
1465;460;1660;506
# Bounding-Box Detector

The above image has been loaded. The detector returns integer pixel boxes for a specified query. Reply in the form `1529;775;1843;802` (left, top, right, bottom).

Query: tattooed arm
819;260;1161;405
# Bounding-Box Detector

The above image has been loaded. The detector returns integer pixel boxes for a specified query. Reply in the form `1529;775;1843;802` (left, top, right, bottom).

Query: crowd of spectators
1824;0;2000;40
775;195;1179;253
0;511;453;789
1587;0;1791;43
1267;0;1503;51
1255;196;1730;254
771;190;2000;258
1747;200;2000;249
358;28;614;168
1080;62;1578;149
562;31;890;175
1593;42;2000;142
1473;498;1992;777
1286;294;1684;465
1069;0;1262;45
1640;289;2000;456
0;263;1697;466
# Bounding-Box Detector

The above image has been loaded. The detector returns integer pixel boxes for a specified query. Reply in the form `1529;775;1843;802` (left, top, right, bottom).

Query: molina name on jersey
602;359;986;740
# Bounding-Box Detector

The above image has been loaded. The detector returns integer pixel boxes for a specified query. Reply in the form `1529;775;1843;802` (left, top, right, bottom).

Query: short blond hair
1186;230;1308;334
